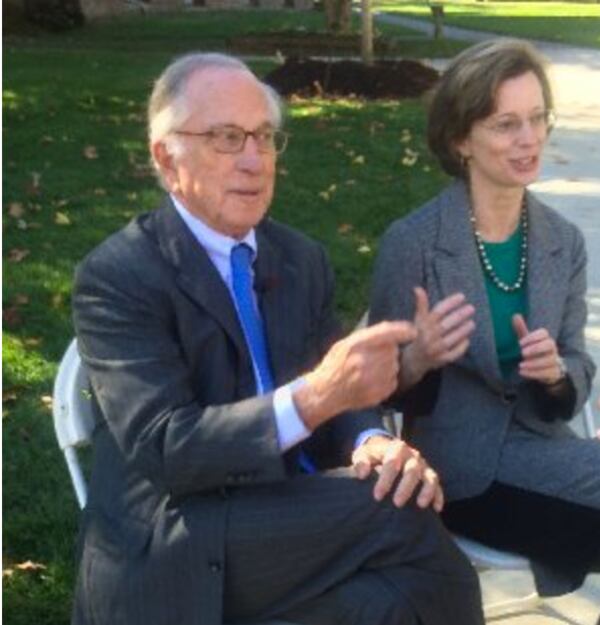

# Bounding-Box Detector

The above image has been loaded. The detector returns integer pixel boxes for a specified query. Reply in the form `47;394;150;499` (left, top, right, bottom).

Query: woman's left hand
512;314;564;385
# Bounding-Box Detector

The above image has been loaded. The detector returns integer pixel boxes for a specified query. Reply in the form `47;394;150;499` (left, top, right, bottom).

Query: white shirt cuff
273;378;311;452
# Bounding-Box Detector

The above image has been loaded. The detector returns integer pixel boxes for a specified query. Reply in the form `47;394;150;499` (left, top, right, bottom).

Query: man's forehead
183;67;271;125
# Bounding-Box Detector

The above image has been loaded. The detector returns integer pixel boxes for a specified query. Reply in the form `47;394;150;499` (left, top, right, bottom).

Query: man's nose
237;135;266;172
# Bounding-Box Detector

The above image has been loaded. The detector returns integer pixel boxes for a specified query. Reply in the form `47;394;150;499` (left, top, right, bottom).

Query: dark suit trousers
223;469;484;625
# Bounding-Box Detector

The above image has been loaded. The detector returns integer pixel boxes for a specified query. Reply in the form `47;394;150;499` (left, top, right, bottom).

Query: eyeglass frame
172;123;289;155
478;108;556;138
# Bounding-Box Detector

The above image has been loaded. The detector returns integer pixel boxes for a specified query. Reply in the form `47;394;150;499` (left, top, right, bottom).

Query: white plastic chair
53;339;95;510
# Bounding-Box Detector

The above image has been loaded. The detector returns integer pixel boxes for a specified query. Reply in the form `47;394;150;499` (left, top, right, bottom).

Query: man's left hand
352;435;444;512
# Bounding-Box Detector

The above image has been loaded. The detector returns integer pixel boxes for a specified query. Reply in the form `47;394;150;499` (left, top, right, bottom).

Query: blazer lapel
525;191;566;336
255;223;300;386
150;197;248;359
432;181;502;384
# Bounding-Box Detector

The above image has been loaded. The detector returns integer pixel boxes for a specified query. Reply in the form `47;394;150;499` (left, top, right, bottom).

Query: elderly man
71;53;484;625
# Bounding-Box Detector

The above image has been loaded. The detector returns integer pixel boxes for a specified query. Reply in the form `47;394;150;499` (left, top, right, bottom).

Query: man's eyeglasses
480;109;556;137
173;125;289;155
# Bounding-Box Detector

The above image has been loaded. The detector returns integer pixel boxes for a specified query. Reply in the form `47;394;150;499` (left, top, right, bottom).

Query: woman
370;38;600;597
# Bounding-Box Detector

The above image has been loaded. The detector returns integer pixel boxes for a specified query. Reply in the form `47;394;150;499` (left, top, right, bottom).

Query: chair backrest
53;339;95;509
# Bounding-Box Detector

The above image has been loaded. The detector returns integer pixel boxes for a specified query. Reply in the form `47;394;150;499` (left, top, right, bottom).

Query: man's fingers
512;314;529;340
373;460;401;501
416;467;440;509
353;460;373;480
354;321;417;349
392;456;424;507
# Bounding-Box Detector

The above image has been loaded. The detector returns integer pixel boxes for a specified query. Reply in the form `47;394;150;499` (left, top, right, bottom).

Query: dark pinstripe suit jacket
370;180;596;502
71;196;381;625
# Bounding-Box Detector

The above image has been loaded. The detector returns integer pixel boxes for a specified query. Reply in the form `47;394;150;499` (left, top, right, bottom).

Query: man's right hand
294;321;416;430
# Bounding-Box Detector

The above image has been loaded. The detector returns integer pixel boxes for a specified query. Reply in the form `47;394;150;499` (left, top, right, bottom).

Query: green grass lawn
374;0;600;48
3;11;450;625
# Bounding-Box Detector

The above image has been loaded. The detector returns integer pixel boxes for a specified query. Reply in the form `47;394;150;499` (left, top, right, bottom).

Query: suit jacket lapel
433;181;502;384
150;197;248;359
255;223;300;386
525;191;565;336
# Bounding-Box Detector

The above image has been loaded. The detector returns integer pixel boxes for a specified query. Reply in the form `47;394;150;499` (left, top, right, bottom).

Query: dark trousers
442;481;600;597
223;468;485;625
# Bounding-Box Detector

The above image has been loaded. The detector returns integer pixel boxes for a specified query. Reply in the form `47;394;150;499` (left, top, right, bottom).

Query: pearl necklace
470;198;528;293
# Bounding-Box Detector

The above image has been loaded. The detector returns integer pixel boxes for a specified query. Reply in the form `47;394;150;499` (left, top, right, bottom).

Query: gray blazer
71;196;381;625
370;180;596;502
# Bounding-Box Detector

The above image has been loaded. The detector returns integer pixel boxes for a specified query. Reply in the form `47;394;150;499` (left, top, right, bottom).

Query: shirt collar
170;194;257;283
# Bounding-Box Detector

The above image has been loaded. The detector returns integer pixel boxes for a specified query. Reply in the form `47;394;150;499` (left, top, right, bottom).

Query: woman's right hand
400;287;476;388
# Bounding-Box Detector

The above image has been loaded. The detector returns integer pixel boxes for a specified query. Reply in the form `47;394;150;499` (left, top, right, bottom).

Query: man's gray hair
147;52;284;186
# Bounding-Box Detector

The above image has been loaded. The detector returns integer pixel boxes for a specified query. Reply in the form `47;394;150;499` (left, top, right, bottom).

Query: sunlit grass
373;0;600;47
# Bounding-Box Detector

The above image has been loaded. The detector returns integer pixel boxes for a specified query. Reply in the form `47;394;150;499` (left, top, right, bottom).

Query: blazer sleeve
73;250;287;498
553;225;595;417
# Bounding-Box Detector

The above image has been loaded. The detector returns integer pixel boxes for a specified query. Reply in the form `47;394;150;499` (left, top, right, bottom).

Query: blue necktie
230;243;315;473
231;243;274;393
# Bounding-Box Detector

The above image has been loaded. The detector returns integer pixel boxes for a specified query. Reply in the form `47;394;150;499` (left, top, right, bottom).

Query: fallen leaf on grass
8;248;30;263
83;145;99;159
26;172;41;196
337;223;353;234
52;293;65;308
352;155;365;165
8;202;24;218
41;395;53;410
3;306;22;328
357;244;371;254
401;148;419;167
3;389;18;404
54;212;71;226
16;561;47;573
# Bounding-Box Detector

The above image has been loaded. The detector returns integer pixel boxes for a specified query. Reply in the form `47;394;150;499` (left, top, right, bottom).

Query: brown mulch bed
264;57;439;99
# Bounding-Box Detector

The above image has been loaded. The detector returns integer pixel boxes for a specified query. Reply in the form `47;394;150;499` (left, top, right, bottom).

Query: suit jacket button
209;561;222;573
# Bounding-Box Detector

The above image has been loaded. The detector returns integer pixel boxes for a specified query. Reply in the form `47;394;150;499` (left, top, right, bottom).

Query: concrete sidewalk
373;14;600;624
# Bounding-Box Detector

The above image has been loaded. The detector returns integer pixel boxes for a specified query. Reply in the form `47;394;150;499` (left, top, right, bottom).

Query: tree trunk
324;0;352;34
361;0;373;66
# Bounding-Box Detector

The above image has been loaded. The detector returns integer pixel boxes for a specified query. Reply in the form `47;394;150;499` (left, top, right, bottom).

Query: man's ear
151;141;179;192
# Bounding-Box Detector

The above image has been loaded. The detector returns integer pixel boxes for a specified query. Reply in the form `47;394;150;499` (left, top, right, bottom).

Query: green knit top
481;226;528;379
